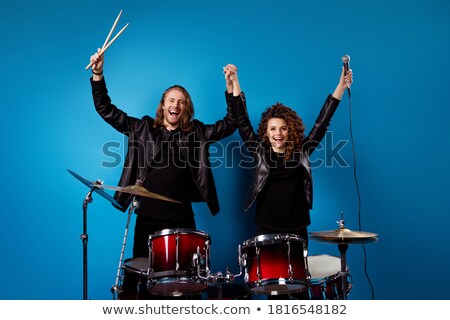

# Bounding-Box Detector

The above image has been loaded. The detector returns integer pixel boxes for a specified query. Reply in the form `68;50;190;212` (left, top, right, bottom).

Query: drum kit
69;169;378;300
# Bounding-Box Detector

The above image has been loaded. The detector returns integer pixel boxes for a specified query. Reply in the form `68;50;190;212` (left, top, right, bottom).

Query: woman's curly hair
153;85;194;132
257;102;305;160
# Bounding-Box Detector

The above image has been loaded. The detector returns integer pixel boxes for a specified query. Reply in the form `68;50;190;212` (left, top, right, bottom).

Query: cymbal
310;228;378;244
99;184;182;204
67;169;123;209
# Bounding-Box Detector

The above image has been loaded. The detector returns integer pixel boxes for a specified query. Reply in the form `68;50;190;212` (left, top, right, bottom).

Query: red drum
118;257;153;300
148;228;211;296
304;254;352;299
241;234;309;295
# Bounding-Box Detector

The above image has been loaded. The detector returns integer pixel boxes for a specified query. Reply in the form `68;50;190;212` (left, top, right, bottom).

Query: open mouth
169;110;180;116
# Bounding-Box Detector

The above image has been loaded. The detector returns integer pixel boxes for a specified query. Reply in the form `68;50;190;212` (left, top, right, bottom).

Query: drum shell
149;228;210;276
241;234;308;294
148;228;211;296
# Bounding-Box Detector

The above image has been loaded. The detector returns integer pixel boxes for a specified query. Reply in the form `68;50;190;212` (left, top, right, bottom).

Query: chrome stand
111;197;140;300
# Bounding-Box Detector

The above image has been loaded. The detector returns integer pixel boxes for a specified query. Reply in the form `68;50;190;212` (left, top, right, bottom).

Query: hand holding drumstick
86;10;129;79
90;49;105;80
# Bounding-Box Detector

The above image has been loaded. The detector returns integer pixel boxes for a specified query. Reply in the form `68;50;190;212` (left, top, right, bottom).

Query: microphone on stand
342;54;351;96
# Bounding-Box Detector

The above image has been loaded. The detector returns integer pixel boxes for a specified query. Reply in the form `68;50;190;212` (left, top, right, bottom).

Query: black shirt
137;128;196;224
255;149;310;233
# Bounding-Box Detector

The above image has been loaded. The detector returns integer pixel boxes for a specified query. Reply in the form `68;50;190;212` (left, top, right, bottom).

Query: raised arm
224;65;261;152
199;65;240;141
332;67;353;100
89;50;139;134
304;67;354;155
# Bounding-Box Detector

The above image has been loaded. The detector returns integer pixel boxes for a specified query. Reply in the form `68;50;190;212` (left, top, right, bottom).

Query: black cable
347;89;376;300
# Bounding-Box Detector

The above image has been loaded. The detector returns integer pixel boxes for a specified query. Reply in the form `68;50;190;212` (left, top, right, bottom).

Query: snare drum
304;254;352;299
148;228;211;296
118;257;153;300
241;234;309;295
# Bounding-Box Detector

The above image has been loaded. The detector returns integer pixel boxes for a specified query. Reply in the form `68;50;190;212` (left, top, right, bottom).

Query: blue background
1;0;449;300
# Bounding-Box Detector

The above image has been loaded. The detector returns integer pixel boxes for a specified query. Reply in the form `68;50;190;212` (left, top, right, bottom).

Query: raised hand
90;48;104;77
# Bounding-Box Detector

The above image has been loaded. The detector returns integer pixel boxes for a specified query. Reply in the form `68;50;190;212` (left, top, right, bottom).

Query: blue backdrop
1;0;449;300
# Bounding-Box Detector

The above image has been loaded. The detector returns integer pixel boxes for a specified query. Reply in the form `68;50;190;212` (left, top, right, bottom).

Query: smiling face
162;89;187;130
266;117;288;153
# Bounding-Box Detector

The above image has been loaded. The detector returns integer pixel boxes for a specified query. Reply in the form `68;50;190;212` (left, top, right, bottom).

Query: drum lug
255;246;262;283
175;233;180;271
205;240;211;275
192;252;200;268
303;242;311;280
147;241;153;277
286;240;294;281
240;252;247;268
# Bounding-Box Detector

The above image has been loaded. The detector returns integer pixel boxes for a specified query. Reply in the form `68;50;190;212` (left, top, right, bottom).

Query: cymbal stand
81;180;102;300
337;216;349;300
338;243;349;300
111;197;140;300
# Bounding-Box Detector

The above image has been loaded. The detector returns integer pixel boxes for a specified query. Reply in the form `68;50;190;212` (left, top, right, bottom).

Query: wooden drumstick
85;23;129;70
100;23;129;54
85;11;129;70
102;9;123;50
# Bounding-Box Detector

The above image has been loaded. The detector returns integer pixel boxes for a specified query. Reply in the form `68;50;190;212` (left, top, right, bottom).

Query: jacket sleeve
91;77;140;135
303;94;340;156
200;91;238;141
229;92;262;151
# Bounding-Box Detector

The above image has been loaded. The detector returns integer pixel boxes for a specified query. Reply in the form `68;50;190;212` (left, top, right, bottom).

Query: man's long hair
153;85;194;132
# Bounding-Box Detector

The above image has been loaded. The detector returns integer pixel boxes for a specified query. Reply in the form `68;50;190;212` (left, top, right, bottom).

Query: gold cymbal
99;184;182;204
310;228;378;244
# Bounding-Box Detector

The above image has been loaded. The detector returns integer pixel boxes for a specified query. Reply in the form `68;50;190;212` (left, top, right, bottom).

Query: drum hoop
243;233;304;247
149;228;211;241
247;279;309;294
247;278;309;286
150;276;202;285
149;270;189;278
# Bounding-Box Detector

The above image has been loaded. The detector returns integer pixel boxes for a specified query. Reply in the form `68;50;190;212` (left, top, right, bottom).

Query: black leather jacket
230;92;341;211
91;78;237;214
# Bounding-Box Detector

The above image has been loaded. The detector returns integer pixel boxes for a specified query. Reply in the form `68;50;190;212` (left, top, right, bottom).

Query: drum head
307;255;342;279
123;257;149;274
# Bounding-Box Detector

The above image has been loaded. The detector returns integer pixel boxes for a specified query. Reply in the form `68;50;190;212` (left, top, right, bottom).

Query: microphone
342;54;351;95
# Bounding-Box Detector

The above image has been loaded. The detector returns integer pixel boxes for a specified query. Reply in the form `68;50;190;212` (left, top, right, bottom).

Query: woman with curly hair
223;63;353;242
